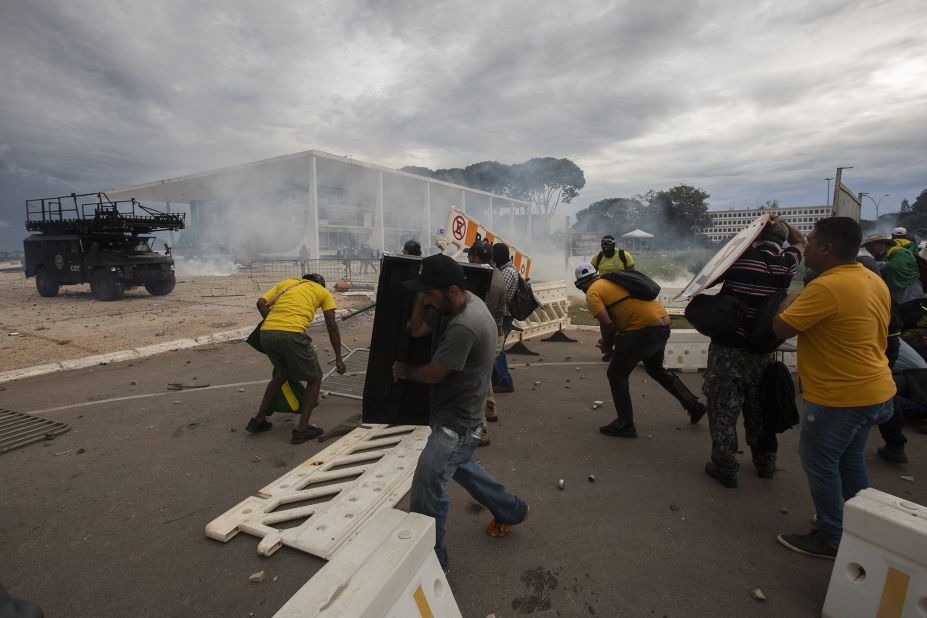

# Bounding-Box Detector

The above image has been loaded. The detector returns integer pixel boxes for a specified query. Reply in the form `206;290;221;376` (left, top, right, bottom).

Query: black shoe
494;383;514;393
705;461;738;488
877;446;909;464
756;463;776;479
599;422;637;438
777;530;837;559
291;425;323;444
688;402;707;425
245;417;272;433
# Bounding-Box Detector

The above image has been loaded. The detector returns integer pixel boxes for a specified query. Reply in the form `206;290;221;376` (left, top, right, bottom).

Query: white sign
673;213;769;302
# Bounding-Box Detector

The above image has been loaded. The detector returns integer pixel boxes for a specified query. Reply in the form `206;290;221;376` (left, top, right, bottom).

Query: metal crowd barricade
320;343;369;401
243;259;380;291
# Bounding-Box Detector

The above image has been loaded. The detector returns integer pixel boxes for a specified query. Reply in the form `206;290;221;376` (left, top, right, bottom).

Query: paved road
2;323;924;617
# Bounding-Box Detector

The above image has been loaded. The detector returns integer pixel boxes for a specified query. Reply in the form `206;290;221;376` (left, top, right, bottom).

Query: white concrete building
107;150;548;259
700;204;832;243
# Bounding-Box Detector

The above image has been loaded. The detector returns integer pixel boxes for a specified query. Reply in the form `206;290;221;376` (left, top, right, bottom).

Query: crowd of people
242;217;925;576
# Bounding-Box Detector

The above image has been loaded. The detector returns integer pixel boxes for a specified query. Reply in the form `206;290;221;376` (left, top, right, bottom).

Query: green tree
573;197;643;233
912;189;927;214
639;185;711;232
401;157;586;217
462;161;511;194
900;198;912;215
510;157;586;216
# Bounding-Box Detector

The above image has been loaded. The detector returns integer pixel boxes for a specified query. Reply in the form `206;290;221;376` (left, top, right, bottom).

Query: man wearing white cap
574;263;706;437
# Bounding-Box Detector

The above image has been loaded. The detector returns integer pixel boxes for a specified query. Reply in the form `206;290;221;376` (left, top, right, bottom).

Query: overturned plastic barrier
206;424;429;559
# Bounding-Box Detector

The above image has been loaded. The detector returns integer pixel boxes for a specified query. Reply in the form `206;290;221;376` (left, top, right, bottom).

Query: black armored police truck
23;192;185;301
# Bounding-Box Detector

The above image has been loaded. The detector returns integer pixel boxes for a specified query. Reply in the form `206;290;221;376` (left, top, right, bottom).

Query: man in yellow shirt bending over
773;217;896;559
246;274;346;444
575;263;706;438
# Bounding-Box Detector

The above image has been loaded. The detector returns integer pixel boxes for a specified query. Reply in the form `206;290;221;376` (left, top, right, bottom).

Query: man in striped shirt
703;218;806;488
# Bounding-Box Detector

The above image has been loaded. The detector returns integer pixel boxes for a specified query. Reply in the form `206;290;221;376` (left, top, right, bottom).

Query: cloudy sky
1;0;925;249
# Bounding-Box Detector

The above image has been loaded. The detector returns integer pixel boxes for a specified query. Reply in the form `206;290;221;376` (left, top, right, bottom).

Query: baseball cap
574;262;598;284
402;254;466;292
403;239;422;256
892;227;907;237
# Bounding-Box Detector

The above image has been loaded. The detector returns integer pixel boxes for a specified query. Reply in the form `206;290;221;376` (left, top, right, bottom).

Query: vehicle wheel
35;268;59;297
90;269;123;301
145;274;176;296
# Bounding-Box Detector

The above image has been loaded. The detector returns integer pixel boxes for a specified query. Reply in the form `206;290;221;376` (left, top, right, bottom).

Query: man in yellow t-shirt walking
773;217;896;559
246;274;347;444
574;263;706;437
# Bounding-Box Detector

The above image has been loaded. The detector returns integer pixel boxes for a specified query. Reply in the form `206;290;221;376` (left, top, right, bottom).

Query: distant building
700;204;831;243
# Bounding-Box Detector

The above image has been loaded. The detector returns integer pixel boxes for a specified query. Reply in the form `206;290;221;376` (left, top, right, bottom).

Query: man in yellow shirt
574;263;706;437
773;217;896;559
591;235;635;275
246;274;347;444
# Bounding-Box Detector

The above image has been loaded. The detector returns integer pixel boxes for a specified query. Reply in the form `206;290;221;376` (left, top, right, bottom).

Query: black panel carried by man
703;218;806;488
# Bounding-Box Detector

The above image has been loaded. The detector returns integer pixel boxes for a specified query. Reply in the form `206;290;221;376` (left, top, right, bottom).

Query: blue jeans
410;419;527;572
492;316;514;387
799;399;893;548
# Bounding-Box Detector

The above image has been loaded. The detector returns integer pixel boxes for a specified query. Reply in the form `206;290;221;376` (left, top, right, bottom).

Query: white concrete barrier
274;509;461;618
823;488;927;618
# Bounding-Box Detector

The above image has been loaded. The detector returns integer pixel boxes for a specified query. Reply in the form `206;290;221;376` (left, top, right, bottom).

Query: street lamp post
860;193;891;221
825;177;834;205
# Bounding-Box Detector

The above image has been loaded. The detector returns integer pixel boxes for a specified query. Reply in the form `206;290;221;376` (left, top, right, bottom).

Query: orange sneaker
486;504;530;537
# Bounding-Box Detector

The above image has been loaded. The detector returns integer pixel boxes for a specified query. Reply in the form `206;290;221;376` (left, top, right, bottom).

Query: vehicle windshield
131;238;153;252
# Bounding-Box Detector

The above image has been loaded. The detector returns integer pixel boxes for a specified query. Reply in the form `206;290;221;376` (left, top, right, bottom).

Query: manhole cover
0;408;70;454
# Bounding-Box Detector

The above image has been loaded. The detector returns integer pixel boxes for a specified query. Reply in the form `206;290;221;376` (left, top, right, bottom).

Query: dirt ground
0;266;373;373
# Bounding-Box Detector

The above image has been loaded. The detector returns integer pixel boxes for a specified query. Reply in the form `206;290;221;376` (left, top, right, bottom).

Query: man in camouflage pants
704;218;805;488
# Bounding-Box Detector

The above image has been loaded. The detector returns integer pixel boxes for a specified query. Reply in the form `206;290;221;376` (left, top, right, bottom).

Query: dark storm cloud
0;0;925;248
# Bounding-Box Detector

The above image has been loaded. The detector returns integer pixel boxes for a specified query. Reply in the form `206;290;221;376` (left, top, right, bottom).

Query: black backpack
760;361;799;433
745;288;788;353
600;270;661;305
685;294;747;338
509;274;542;320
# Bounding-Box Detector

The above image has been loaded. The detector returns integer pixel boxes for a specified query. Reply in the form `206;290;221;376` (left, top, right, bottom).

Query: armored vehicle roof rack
25;192;185;235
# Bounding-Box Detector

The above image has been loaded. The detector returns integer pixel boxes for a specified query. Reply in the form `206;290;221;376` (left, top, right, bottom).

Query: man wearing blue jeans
491;243;519;393
773;217;896;558
393;254;529;573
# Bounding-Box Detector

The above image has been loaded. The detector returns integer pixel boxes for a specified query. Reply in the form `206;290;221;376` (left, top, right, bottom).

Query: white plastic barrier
512;281;571;341
662;329;797;373
823;488;927;618
274;509;462;618
206;424;429;559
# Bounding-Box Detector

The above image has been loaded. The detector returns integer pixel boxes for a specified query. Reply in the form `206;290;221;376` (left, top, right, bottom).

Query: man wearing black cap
468;241;505;446
491;243;519;392
393;254;529;574
402;239;422;256
592;235;635;275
